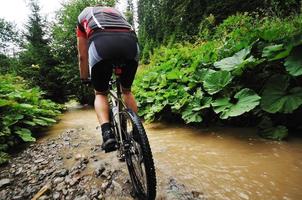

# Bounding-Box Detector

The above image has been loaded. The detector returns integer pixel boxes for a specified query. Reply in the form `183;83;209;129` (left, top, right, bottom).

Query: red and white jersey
77;6;133;38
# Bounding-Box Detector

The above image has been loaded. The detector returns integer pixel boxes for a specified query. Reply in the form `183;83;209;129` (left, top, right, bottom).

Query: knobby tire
122;109;157;200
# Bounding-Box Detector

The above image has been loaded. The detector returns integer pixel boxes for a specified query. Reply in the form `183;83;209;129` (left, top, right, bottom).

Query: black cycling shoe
101;130;117;153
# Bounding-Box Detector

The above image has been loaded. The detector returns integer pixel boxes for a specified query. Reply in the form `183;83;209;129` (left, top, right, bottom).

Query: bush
0;74;62;164
134;13;302;140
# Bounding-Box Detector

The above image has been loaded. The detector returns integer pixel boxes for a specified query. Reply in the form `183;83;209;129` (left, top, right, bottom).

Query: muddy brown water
43;106;302;200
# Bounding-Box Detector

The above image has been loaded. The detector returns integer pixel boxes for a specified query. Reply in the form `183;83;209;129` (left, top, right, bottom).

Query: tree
0;18;19;55
18;0;65;102
125;0;135;29
0;18;19;74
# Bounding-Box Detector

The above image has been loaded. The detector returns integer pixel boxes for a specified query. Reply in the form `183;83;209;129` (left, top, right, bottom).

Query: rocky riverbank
0;127;204;200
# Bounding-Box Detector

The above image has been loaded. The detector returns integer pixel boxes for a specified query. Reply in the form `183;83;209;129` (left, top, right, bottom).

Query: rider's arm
77;26;89;80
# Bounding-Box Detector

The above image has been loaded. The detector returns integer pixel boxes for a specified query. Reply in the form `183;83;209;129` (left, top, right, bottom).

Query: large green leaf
166;69;183;80
181;108;203;124
0;99;12;107
39;117;57;123
203;71;233;95
284;45;302;76
3;114;24;126
32;118;49;126
261;75;302;113
15;128;36;142
212;88;261;119
262;44;291;61
214;48;255;71
259;126;288;141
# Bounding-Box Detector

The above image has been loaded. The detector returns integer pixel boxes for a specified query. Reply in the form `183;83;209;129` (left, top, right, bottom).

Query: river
44;107;302;200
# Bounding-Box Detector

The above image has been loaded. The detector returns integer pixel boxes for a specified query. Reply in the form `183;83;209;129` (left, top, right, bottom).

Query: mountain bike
108;62;157;200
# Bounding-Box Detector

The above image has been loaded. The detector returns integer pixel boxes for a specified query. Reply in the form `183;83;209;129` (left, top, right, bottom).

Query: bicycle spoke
119;110;156;199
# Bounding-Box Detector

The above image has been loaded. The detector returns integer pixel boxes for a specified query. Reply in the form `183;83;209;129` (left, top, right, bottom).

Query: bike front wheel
121;109;156;200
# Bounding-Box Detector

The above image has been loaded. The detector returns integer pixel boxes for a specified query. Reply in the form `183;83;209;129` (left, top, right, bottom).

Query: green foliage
261;75;302;114
14;0;67;103
260;125;288;141
284;46;302;76
0;74;62;163
137;0;301;61
0;152;10;165
0;18;19;54
203;71;233;95
134;13;302;140
212;89;261;119
214;48;256;72
262;44;291;61
258;117;288;140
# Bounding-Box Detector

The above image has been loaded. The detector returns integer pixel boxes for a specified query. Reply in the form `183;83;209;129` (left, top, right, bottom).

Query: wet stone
74;195;89;200
56;182;65;191
56;156;63;161
57;169;69;177
53;192;61;199
63;189;68;195
0;178;11;188
15;167;23;175
12;195;22;200
238;192;250;200
101;181;110;192
97;193;104;200
53;177;64;185
34;158;45;164
94;166;105;177
101;170;111;179
75;154;83;160
73;143;80;148
82;158;89;164
50;144;57;148
65;195;72;200
90;188;100;198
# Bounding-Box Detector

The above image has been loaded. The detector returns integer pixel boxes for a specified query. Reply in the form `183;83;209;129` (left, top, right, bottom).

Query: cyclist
76;5;139;152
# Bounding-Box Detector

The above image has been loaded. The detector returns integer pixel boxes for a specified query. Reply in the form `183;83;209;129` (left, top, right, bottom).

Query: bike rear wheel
121;109;156;200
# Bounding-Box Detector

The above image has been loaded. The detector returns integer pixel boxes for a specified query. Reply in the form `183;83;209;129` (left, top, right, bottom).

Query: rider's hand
81;78;91;86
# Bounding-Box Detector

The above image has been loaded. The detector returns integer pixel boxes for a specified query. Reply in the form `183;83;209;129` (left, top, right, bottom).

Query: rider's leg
94;92;110;124
120;60;138;113
94;91;116;151
122;89;138;113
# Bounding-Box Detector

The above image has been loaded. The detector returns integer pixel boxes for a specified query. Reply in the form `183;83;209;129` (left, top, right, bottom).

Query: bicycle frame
108;66;127;147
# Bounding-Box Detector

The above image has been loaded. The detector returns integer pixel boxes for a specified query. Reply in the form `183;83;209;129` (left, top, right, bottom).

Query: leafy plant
214;48;253;71
134;12;302;140
260;126;288;140
0;74;62;164
261;75;302;114
257;116;288;140
211;89;261;119
284;45;302;76
203;70;233;95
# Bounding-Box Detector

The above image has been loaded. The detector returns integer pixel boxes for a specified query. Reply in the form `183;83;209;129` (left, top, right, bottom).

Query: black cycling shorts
88;31;139;93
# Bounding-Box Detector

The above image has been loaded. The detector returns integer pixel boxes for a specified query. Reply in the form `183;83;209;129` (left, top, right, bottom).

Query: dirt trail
0;106;204;200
